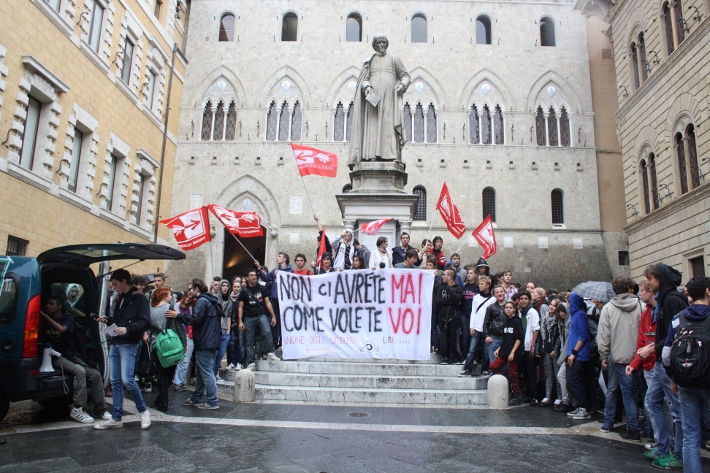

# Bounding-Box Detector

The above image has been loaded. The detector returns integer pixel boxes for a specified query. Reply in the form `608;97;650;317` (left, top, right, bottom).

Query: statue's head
372;34;389;52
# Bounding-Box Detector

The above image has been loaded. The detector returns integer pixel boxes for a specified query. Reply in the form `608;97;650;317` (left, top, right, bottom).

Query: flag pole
229;232;257;262
427;211;436;235
208;240;215;279
299;174;316;217
454;236;468;255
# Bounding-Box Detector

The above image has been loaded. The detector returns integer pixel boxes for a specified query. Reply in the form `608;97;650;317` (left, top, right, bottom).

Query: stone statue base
336;161;418;249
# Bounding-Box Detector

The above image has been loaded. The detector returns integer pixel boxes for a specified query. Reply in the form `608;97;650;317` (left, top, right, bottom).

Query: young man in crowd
314;253;337;275
459;268;481;370
176;278;222;410
490;300;524;405
256;252;292;348
501;270;517;300
450;253;466;282
436;268;463;364
95;269;151;430
460;276;495;376
210;277;222;295
238;269;279;369
663;276;710;473
353;239;372;269
394;248;419;269
331;230;356;270
518;291;541;405
293;253;313;275
597;277;643;438
42;295;109;424
482;285;507;376
392;232;420;266
566;292;592;420
638;264;688;469
431;236;446;269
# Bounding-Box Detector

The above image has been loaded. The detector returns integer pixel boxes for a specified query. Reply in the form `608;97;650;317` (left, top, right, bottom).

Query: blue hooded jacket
567;292;590;361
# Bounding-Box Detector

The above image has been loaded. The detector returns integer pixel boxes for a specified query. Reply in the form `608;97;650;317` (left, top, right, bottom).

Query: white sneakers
235;363;243;371
100;411;112;421
226;363;235;370
266;352;279;361
94;418;123;429
70;407;94;424
140;409;151;429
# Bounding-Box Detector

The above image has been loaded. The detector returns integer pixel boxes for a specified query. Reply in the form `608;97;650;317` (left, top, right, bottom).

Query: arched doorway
222;227;266;283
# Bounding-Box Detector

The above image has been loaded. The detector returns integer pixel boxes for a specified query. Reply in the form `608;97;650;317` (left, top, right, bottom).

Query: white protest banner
278;269;434;360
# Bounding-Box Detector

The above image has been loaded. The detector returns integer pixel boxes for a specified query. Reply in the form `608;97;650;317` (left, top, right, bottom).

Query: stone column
343;219;356;234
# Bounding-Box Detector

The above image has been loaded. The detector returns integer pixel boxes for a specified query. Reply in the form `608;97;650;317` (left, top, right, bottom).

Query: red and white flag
359;218;393;236
316;228;327;269
207;204;263;238
436;183;466;239
291;144;338;178
472;215;497;259
159;207;211;251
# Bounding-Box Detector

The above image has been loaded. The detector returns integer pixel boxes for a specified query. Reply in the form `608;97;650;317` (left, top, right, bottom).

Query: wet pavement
1;395;708;472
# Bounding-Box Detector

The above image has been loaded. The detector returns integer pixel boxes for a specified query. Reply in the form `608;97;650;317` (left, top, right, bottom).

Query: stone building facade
577;0;710;281
167;0;628;290
0;0;187;275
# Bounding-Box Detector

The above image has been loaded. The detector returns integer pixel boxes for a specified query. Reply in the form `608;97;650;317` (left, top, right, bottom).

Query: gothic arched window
482;187;496;222
426;104;437;143
547;107;558;146
403;103;412;142
225;101;237;141
640;159;651;214
413;104;425;143
638;33;648;82
413;186;426;220
469;105;479;144
278;101;290;141
560;107;570;147
676;131;688;194
649;153;659;210
687;124;699;189
266;101;278;141
219;14;235;42
201;101;213;141
334;103;344;141
536;106;546;146
481;105;492;145
291;102;302;141
346;102;354;142
212;101;225;141
662;2;674;54
494;105;504;144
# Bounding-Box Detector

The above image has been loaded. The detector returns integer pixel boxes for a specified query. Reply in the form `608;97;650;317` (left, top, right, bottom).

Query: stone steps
215;357;489;407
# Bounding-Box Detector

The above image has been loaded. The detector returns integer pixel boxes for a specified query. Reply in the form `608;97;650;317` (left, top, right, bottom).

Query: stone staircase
215;355;489;407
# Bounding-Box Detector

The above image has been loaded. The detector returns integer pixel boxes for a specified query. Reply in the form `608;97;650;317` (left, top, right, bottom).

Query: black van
0;243;184;421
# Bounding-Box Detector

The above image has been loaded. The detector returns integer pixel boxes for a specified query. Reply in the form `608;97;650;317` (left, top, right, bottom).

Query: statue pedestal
336;162;418;249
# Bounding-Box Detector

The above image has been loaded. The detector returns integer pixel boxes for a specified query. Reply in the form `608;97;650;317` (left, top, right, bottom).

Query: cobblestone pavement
1;396;708;472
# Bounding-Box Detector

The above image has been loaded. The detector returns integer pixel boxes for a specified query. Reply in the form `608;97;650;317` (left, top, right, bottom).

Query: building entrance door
222;227;266;282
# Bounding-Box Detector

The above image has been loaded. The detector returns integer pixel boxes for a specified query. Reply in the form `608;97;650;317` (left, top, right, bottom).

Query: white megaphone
39;343;61;373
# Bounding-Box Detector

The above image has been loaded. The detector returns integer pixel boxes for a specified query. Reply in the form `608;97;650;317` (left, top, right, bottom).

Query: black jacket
654;264;688;356
436;283;463;321
483;302;507;338
108;288;151;345
177;293;222;351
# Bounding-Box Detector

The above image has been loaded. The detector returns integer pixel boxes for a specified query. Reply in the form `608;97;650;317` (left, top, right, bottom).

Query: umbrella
572;281;614;303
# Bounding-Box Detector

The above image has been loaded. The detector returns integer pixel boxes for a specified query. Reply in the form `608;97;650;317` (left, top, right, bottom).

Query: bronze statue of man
348;34;410;169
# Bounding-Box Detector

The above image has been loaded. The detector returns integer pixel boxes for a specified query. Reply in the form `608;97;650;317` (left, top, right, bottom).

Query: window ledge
57;187;94;212
552;224;566;230
128;222;152;239
141;105;163;129
32;0;75;39
115;78;139;105
6;162;53;192
98;208;129;229
79;41;111;75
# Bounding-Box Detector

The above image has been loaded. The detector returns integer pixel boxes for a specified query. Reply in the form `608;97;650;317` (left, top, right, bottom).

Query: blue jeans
190;349;218;406
464;330;485;372
646;362;684;459
173;336;194;386
213;332;230;375
486;336;502;371
227;327;244;366
679;386;710;473
109;342;147;421
460;315;471;359
603;361;620;422
613;363;639;431
243;314;274;366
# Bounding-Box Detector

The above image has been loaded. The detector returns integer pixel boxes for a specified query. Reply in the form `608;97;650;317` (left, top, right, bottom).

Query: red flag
207;204;263;238
360;218;393;236
436;183;466;239
316;227;327;269
291;144;338;178
159;207;211;250
472;215;497;259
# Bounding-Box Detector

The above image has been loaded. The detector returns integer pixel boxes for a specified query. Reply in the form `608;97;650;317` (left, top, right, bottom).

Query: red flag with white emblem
360;218;394;236
472;215;497;259
159;207;211;250
291;144;338;178
207;204;263;238
436;183;466;239
316;228;327;269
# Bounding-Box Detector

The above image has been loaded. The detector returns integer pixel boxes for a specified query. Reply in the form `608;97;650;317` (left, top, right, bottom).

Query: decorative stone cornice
624;181;710;233
574;0;615;22
21;55;70;93
616;16;710;121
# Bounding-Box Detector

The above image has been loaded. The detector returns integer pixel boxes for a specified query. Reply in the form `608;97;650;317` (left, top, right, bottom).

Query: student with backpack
173;278;222;410
663;276;710;473
148;286;186;412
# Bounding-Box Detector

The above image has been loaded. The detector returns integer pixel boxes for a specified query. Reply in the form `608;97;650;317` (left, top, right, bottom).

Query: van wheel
38;394;73;410
0;389;8;422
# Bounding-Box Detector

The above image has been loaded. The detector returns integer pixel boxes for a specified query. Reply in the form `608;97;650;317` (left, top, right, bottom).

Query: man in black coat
436;268;463;364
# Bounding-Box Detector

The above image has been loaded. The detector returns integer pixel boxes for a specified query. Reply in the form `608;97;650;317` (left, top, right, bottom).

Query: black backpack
669;311;710;388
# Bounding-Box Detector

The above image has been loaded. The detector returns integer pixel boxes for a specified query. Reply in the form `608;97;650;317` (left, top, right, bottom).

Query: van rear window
0;278;18;324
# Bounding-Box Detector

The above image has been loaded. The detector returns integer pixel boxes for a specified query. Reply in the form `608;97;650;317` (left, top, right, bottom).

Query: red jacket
431;248;446;269
629;305;656;371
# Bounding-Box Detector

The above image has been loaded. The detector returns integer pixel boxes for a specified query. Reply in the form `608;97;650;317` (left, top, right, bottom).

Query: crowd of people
35;224;710;472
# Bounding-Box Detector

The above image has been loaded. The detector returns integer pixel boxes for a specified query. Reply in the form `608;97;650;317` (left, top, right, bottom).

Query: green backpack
156;328;184;368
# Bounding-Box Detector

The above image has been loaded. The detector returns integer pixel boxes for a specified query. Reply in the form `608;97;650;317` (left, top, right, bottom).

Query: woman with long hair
149;286;186;411
369;236;392;269
172;292;194;391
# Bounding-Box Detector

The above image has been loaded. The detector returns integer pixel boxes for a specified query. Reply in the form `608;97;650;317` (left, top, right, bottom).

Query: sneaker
70;407;94;424
140;410;151;429
651;454;683;470
100;411;112;421
567;407;581;417
143;382;152;393
215;375;223;382
266;352;279;361
508;394;521;406
600;421;614;433
246;363;256;370
182;398;201;406
529;399;539;407
440;358;449;365
620;428;640;441
643;451;662;461
226;363;235;370
481;371;491;376
236;363;243;371
572;408;591;420
94;418;123;430
553;399;562;405
174;384;187;392
458;369;472;377
645;444;654;451
198;403;219;410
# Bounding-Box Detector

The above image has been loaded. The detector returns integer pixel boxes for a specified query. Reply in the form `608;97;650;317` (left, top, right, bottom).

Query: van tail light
22;294;41;360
